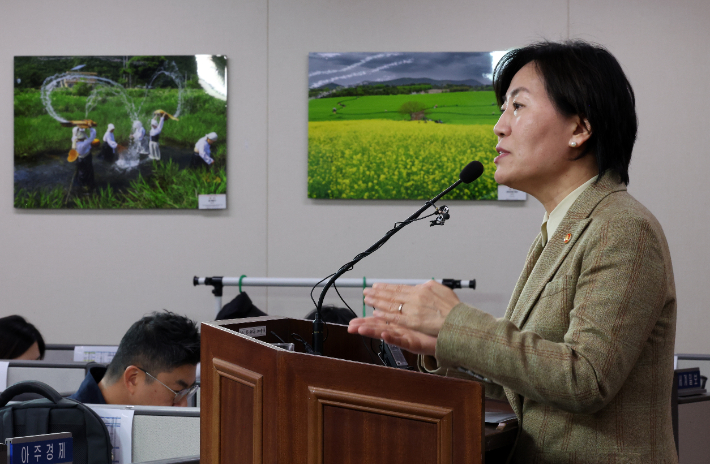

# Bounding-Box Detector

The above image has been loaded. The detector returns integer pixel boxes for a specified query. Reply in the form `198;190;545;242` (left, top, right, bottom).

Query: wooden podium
201;316;515;464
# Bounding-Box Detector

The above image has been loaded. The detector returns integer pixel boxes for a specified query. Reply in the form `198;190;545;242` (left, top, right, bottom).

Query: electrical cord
333;282;382;365
291;333;314;354
310;273;335;309
308;209;441;360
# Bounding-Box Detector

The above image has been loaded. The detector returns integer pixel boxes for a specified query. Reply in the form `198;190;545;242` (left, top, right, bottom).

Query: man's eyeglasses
137;367;200;404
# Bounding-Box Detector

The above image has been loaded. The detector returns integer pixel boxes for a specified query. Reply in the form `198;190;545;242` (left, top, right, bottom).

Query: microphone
312;161;485;355
459;160;484;184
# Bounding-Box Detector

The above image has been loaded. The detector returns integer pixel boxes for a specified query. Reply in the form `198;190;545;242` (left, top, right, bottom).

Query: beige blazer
434;173;677;463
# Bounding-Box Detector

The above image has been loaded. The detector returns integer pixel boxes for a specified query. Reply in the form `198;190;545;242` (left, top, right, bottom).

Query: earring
569;141;577;148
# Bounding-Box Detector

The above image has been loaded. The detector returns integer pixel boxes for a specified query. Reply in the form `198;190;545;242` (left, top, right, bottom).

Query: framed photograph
308;52;524;201
14;55;227;209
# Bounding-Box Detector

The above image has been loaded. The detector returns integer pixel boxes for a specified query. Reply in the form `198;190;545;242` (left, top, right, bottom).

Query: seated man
70;311;200;407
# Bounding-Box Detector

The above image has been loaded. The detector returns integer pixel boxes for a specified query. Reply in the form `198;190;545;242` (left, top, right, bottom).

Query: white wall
1;0;708;354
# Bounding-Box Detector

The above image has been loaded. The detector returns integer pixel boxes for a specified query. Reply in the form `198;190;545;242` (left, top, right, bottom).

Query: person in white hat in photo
74;126;97;191
190;132;218;168
100;123;118;162
130;120;148;155
71;126;86;150
149;114;166;160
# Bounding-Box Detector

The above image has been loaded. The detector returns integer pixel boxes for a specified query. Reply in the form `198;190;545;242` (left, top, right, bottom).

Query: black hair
493;40;637;185
0;315;45;360
304;305;357;325
104;311;200;384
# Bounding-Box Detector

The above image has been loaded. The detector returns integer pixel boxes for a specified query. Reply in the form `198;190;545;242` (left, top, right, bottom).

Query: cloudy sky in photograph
308;51;507;89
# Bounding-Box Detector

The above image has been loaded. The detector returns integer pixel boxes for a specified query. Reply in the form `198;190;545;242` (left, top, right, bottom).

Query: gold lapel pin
563;233;572;244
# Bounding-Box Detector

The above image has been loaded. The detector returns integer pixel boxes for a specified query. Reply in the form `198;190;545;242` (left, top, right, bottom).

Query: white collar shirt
541;175;598;246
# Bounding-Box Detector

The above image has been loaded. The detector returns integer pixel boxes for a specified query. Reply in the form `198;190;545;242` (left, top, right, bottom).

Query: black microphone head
459;161;484;184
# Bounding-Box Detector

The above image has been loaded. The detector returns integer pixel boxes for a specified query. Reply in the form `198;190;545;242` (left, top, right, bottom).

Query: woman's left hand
364;280;461;336
346;280;461;357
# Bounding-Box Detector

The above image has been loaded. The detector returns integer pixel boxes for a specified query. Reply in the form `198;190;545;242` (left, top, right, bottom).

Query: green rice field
308;91;500;199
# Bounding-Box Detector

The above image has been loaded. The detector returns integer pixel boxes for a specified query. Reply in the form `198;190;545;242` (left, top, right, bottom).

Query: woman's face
493;63;579;195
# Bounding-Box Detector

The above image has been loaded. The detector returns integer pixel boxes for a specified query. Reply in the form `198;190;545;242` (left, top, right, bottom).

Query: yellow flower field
308;120;498;200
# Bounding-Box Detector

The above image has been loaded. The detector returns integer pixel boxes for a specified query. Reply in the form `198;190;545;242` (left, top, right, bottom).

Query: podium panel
201;317;491;464
309;387;449;464
210;359;263;464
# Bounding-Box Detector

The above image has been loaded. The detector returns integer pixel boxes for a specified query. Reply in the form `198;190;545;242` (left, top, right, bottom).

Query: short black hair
0;315;45;360
493;40;637;185
104;311;200;384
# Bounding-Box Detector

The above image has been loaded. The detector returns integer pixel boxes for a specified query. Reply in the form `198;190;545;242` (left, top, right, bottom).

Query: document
73;346;118;363
89;407;134;464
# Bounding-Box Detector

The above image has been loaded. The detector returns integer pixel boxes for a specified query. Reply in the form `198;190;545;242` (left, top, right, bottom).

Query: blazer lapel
509;219;591;328
508;172;628;330
504;235;544;321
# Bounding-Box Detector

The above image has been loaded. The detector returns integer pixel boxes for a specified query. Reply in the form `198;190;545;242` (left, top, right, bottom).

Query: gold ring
398;303;403;313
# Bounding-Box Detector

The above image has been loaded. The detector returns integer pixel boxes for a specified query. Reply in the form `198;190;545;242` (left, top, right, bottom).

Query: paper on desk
73;346;118;364
89;406;134;464
0;361;8;391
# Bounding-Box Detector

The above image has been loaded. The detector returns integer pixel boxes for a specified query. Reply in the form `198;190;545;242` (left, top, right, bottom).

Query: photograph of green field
308;52;504;200
14;55;227;209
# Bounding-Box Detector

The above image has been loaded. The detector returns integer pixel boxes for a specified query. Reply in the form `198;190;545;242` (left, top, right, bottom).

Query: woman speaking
349;41;677;463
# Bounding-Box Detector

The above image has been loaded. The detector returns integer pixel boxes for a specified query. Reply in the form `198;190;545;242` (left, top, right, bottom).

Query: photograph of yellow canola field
308;52;505;200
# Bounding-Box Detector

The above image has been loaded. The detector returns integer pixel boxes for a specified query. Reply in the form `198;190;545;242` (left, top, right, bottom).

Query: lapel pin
563;233;572;244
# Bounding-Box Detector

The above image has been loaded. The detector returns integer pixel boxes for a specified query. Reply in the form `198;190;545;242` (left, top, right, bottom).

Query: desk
677;393;710;464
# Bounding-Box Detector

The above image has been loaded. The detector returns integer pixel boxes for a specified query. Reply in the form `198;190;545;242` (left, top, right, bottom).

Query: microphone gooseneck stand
312;161;484;355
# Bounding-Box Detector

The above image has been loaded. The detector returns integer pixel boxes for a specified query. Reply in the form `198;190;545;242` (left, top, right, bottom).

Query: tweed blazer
434;173;677;463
